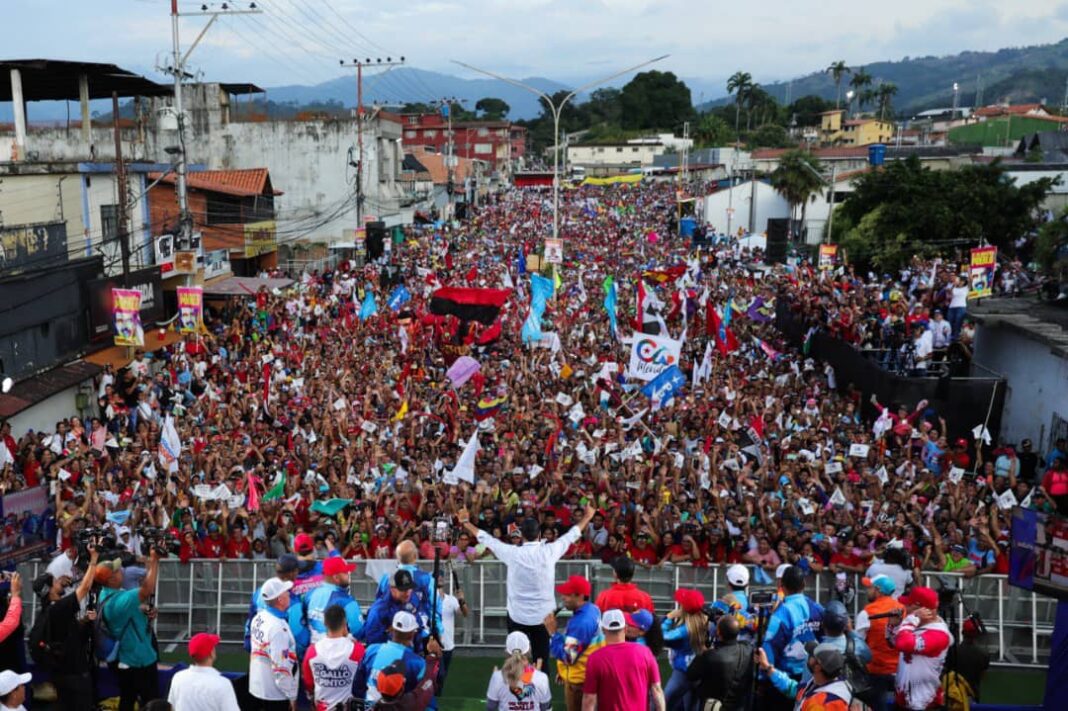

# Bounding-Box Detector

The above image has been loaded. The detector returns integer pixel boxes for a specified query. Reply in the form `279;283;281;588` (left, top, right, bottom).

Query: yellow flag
553;268;562;292
393;401;408;422
560;363;573;380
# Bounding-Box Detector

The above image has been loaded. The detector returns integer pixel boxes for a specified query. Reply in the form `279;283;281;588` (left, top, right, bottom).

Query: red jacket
595;582;654;614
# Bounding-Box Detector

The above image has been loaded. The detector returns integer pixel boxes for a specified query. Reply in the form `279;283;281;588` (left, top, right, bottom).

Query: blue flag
359;291;378;321
640;364;686;410
521;274;554;344
517;250;526;275
388;285;411;311
106;510;131;526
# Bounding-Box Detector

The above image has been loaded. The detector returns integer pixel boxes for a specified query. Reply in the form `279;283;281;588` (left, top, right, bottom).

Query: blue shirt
360;594;428;651
762;593;824;679
305;582;364;640
352;640;430;708
375;564;436;633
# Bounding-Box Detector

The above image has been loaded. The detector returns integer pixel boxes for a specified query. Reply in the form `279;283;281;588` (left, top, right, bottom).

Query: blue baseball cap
863;574;896;595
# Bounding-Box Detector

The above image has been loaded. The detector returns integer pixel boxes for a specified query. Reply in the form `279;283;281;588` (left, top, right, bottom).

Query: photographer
686;615;753;711
33;547;97;710
98;548;162;711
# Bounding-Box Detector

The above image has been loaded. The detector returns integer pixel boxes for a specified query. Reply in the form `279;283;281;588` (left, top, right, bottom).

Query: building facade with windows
399;113;526;176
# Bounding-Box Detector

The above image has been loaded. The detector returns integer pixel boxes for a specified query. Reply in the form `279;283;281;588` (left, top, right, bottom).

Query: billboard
244;220;277;258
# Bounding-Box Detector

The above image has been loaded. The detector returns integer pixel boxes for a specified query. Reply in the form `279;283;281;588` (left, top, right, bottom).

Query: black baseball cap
392;569;414;591
276;554;300;575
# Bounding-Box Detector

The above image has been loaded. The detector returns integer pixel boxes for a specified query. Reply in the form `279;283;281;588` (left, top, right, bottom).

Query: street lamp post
452;56;669;239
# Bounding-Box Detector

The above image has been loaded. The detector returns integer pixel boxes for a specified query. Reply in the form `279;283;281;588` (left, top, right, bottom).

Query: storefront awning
202;276;294;297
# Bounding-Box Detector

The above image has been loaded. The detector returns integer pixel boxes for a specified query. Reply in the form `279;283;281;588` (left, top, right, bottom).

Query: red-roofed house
148;168;282;276
974;103;1050;119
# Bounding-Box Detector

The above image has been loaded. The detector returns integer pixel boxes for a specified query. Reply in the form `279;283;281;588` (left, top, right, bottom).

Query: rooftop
0;59;170;101
969;297;1068;358
149;168;281;198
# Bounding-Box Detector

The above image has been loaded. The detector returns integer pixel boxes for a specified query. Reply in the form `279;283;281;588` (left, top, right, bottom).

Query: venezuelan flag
473;395;507;421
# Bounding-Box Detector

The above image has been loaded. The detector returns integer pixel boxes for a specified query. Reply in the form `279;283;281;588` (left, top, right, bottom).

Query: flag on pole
707;304;739;355
521;274;554;344
359;291;378;321
603;275;618;336
263;472;286;501
448;429;480;484
158;415;181;474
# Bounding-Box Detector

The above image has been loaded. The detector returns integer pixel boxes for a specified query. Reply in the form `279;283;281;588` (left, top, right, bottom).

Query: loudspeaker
366;221;386;261
766;218;790;264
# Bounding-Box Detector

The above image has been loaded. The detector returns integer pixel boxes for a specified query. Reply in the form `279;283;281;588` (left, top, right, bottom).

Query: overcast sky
6;0;1068;97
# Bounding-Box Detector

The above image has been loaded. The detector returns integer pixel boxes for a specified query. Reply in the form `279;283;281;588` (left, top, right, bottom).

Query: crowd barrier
16;559;1056;668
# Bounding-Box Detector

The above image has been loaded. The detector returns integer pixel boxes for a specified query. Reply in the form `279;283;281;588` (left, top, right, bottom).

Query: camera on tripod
74;528;123;564
138;527;181;557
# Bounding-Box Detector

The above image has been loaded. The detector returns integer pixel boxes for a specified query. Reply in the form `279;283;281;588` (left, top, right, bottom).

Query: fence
16;559;1056;667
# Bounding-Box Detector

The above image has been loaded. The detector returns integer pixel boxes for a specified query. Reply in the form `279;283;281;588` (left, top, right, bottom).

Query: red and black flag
429;287;511;326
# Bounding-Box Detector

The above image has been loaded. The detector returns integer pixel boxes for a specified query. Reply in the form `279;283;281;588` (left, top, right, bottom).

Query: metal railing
16;559;1055;667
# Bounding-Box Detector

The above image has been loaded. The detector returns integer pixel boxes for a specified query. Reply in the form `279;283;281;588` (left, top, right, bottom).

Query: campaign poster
818;244;838;271
177;286;203;334
627;332;683;382
969;246;997;299
544;238;563;265
112;288;144;346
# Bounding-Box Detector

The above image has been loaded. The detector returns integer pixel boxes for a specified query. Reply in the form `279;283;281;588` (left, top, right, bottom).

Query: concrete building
567;141;663;175
399;113;526;177
819;110;895;147
751;145;981;174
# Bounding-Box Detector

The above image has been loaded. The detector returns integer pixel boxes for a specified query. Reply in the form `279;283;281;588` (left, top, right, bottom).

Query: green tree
788;95;835;126
400;102;435;114
694;113;735;147
827;60;851;109
586;88;622;126
747;124;792;149
1035;208;1068;269
876;83;898;121
619;71;695;130
849;69;873;111
727;71;753;134
474;97;510;120
770;150;825;239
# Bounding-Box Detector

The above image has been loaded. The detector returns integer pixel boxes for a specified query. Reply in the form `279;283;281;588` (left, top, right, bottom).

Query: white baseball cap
600;609;626;631
726;564;750;587
392;611;418;633
0;670;31;696
505;631;531;655
261;577;293;602
775;563;791;580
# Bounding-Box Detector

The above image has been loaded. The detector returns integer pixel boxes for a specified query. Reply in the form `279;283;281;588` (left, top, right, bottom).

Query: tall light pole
452;55;669;239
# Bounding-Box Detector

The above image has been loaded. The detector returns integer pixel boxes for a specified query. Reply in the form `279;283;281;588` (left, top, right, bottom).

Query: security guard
304;557;364;644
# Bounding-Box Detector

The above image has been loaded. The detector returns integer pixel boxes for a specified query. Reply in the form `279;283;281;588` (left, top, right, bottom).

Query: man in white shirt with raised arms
458;504;596;669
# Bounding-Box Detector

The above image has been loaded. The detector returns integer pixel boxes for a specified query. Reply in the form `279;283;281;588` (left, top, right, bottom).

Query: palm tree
877;83;898;121
849;68;872;113
827;61;851;109
727;71;753;134
770;150;825;241
745;83;765;130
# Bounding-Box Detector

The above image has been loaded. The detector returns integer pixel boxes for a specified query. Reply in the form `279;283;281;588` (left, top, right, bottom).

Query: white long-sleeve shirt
167;665;241;711
475;526;581;625
249;607;299;701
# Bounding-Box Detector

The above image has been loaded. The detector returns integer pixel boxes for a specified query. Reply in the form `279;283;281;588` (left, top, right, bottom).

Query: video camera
74;527;124;564
138;527;181;557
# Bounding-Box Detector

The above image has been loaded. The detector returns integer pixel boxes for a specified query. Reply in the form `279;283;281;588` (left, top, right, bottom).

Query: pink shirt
583;641;660;710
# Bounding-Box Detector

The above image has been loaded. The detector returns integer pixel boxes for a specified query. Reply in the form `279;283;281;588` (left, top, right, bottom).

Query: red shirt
369;536;394;559
566;539;593;558
226;536;252;559
197;535;225;559
628;544;659;566
595;582;654;613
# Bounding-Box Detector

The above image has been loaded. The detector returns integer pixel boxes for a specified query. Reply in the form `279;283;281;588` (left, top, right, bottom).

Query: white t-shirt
45;551;75;581
485;667;552;711
440;594;461;651
168;665;241;711
950;286;969;309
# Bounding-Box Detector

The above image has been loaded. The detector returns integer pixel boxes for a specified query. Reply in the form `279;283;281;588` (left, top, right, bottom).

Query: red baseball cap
898;586;938;610
674;588;706;614
293;533;315;553
555;575;591;597
322;556;357;576
188;632;220;659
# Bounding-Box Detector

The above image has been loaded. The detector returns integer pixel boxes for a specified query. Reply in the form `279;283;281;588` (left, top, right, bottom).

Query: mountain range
700;38;1068;115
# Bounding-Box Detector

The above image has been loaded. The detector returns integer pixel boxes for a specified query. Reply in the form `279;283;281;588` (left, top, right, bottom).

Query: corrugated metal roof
0;360;102;418
0;59;170;101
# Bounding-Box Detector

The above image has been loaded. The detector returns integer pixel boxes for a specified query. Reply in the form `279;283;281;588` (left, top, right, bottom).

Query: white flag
0;441;13;469
398;324;410;355
448;429;480;484
996;488;1018;510
829;486;847;506
158;415;181;474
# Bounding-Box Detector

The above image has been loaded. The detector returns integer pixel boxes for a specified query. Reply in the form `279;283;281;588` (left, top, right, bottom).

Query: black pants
435;649;454;695
507;615;550;671
116;663;159;711
247;699;292;711
52;671;94;711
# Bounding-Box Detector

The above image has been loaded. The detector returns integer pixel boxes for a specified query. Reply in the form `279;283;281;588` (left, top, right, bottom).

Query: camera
75;527;123;563
138;527;181;557
750;590;777;608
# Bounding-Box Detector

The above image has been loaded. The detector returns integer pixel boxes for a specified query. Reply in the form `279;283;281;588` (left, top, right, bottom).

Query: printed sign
818;244;838;271
968;246;997;299
177;286;203;334
544;238;564;265
112;288;144;346
627;332;683;382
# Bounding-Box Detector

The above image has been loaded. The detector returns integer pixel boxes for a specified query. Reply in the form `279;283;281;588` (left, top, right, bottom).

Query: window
474;143;492;154
477;128;489;137
616;147;623;153
404;130;416;139
100;204;119;242
424;129;437;139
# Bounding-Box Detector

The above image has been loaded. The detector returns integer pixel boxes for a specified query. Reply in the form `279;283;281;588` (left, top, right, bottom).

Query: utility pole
112;92;131;285
340;58;406;230
163;1;260;249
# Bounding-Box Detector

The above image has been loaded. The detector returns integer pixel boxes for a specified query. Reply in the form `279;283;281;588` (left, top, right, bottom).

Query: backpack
28;604;64;670
843;634;875;706
95;593;130;664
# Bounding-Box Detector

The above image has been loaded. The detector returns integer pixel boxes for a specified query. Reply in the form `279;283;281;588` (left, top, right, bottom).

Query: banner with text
627;332;683;382
177;286;203;334
112;288;144;346
969;246;997;299
818;244;838;271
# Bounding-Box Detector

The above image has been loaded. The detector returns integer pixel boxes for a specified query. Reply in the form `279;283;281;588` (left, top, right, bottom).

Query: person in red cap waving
545;575;603;711
167;632;240;711
661;588;707;711
889;586;953;710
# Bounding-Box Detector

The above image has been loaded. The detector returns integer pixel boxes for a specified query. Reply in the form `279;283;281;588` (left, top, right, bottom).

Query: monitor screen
1009;506;1068;600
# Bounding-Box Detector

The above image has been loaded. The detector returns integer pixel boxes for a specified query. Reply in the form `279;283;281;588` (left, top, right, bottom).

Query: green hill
701;38;1068;116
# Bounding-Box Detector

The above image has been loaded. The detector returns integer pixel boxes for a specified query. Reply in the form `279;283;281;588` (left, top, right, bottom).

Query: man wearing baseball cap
890;586;953;711
304;556;363;643
353;611;443;709
361;569;428;651
167;632;240;711
243;554;309;657
854;575;904;711
757;642;854;710
0;670;31;711
249;577;300;710
582;609;664;711
372;540;435;639
545;575;602;711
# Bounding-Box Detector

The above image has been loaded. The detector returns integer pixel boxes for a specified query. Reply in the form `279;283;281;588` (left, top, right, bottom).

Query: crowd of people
0;176;1059;708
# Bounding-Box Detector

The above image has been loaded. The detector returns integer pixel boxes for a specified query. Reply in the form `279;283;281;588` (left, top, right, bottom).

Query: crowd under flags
521;274;554;344
603;275;618;336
